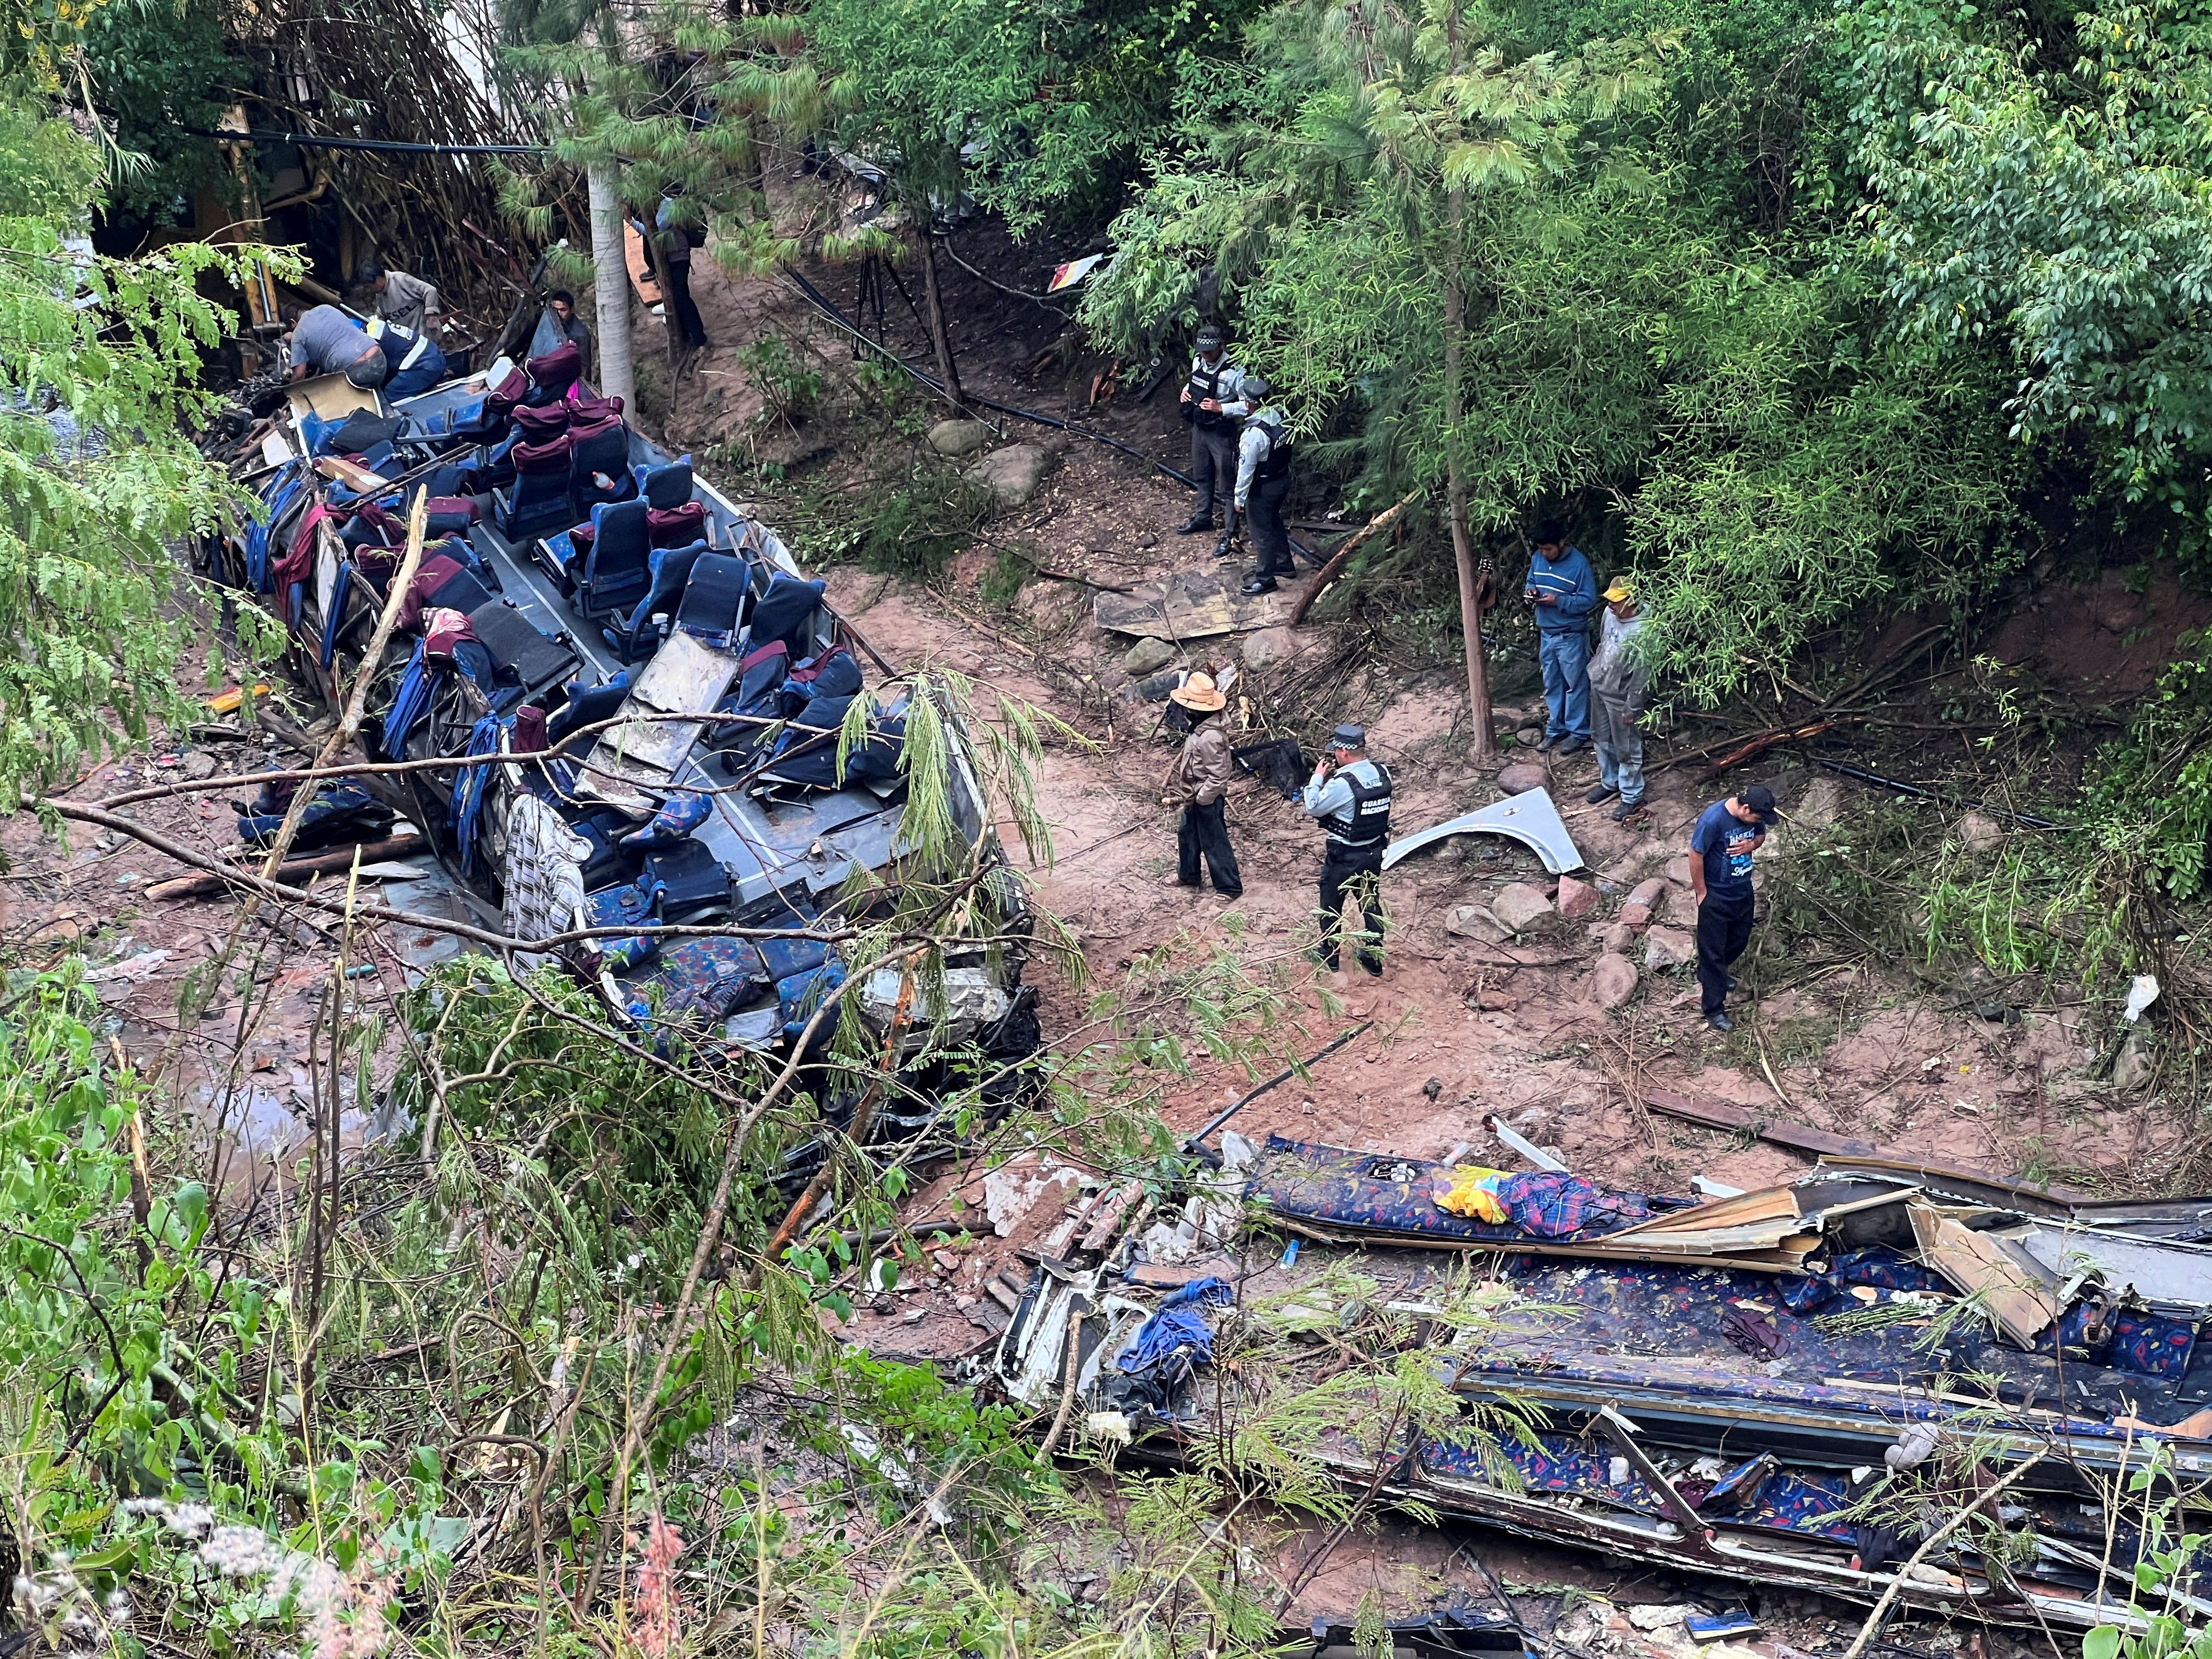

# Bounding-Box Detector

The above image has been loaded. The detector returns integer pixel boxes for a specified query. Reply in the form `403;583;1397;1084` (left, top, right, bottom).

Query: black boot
1176;514;1215;534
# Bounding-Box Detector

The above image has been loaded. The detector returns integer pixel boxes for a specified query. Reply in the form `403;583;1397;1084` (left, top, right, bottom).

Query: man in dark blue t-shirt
1688;783;1776;1031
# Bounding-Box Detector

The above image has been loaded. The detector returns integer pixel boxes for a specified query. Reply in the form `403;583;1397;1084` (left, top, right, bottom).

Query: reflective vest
1184;354;1240;428
1324;760;1393;851
366;317;432;371
1250;415;1293;482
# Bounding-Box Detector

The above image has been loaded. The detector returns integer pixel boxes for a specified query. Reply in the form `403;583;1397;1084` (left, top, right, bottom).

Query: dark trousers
1696;891;1756;1015
1188;424;1236;523
1248;473;1294;575
1317;848;1386;972
1177;797;1242;895
664;259;707;347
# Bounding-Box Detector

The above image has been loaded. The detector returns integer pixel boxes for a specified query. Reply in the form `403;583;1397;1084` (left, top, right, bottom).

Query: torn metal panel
1091;564;1304;641
2021;1222;2212;1308
1381;789;1583;874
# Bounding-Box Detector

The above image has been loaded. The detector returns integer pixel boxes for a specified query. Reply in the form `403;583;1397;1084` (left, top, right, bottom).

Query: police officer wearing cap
1176;324;1244;534
1299;723;1393;975
1228;373;1296;595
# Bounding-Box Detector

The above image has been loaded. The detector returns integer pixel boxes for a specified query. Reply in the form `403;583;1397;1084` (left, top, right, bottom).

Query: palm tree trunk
1442;119;1495;759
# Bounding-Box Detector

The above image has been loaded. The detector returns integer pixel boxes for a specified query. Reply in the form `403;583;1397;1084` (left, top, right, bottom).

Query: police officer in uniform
1175;324;1243;534
1229;374;1296;595
1299;723;1393;975
365;316;449;400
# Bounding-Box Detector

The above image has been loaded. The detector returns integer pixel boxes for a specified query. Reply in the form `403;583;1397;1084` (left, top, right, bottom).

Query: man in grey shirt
287;304;387;388
356;264;442;334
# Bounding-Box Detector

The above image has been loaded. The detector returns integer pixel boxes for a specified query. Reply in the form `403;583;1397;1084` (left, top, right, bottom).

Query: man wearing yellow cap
1165;672;1243;896
1585;577;1650;822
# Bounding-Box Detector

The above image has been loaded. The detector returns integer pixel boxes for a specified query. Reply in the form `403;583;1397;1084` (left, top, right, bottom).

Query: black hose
780;263;1194;488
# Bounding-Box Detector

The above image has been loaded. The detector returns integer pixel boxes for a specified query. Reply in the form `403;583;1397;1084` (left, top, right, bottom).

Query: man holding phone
1524;519;1598;754
1689;785;1777;1031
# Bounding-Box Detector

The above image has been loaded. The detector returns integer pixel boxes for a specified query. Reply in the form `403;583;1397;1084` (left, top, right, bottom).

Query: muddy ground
20;211;2203;1641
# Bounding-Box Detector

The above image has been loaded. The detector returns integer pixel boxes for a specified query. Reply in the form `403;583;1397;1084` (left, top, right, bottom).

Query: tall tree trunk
587;158;635;409
1443;10;1496;761
643;217;687;365
917;228;966;411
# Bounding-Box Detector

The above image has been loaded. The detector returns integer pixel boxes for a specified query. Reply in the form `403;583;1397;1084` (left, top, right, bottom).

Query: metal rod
1182;1022;1374;1152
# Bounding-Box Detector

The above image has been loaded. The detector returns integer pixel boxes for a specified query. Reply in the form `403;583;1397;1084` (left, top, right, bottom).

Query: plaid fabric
1496;1172;1654;1239
503;794;587;967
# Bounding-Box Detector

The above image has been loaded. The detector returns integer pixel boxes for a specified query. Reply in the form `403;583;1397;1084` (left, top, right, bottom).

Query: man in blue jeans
1524;519;1598;754
1689;783;1776;1032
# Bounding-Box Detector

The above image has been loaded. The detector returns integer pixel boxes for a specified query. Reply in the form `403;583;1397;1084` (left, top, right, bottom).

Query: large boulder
1243;627;1299;671
1955;810;2006;854
1643;927;1697;970
1448;904;1507;942
1554;875;1599;919
1621;877;1668;929
1590;952;1640;1009
968;443;1057;507
1491;882;1555;935
928;417;992;458
1124;636;1178;676
1497;761;1548;795
1797;776;1843;830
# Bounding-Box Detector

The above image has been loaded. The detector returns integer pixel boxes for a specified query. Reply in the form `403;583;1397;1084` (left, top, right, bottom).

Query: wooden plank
1612;1184;1802;1237
1643;1088;1877;1158
1079;1181;1143;1252
1092;565;1308;642
1645;1088;2088;1203
1909;1202;2061;1346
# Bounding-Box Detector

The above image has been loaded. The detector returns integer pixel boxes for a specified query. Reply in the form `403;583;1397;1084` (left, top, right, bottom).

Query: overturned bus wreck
201;331;1040;1176
935;1132;2212;1635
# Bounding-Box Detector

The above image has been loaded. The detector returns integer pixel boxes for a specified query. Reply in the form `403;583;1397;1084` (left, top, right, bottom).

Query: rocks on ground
1448;904;1507;943
1554;874;1598;919
1491;882;1554;935
968;443;1057;507
1621;877;1668;929
1643;926;1697;970
1955;810;2006;854
1124;636;1178;676
1242;627;1299;672
1497;761;1548;794
927;417;992;458
1589;951;1639;1009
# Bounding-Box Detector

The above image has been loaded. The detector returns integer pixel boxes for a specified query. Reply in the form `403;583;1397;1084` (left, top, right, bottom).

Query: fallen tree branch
1288;489;1422;627
145;833;426;901
1840;1449;2049;1659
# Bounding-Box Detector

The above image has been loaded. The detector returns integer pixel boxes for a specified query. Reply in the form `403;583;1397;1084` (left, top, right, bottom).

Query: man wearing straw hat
1164;672;1243;898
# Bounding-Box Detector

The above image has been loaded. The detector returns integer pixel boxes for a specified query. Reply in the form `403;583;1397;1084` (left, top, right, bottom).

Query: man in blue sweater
1523;519;1598;754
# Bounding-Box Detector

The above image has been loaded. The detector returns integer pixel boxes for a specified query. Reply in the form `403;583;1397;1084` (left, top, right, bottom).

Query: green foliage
802;464;998;579
0;972;208;1484
0;88;263;804
1849;0;2212;508
737;331;826;432
1083;0;2025;702
81;0;234;223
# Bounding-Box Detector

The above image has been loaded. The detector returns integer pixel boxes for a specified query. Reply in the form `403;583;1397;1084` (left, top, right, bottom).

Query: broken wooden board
577;631;741;815
1909;1201;2062;1345
1644;1088;2089;1205
286;371;383;426
1092;565;1309;642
